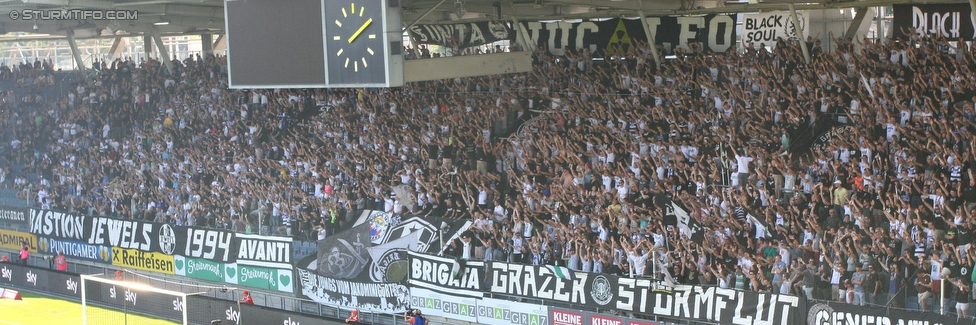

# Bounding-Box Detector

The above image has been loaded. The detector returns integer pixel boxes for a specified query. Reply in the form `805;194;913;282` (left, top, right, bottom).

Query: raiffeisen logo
9;9;138;20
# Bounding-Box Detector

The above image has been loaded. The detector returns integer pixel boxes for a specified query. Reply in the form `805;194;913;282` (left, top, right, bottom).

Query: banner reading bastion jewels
27;208;236;264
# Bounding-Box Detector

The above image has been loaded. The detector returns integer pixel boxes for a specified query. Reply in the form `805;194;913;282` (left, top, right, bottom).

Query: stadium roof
0;0;968;40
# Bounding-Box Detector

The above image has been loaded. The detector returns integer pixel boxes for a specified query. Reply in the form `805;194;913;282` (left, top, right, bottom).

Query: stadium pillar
149;26;175;75
971;0;976;38
201;33;214;56
844;7;869;40
638;10;661;70
213;35;227;53
143;35;152;60
789;3;810;64
510;19;532;51
65;29;88;73
508;2;534;51
108;37;125;60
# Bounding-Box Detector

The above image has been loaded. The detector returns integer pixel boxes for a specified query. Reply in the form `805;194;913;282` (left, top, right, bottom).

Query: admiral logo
1;266;11;282
0;230;35;251
0;209;26;222
184;228;232;261
238;238;290;264
66;278;78;294
25;270;36;286
89;217;152;251
29;209;85;240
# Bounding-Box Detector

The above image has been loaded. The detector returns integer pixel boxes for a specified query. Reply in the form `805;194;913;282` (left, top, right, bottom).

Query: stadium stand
1;25;976;320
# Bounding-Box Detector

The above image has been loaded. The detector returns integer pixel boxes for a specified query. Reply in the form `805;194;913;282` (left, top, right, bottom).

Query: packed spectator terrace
2;30;976;316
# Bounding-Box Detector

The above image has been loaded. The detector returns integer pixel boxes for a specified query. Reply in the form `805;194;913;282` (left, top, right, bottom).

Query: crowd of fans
2;29;976;318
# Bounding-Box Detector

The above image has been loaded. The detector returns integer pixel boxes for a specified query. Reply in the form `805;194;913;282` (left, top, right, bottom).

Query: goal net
81;273;197;325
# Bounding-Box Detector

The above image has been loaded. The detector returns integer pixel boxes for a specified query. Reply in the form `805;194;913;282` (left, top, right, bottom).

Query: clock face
325;0;387;86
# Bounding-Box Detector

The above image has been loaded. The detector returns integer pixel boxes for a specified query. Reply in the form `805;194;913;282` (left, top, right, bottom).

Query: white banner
741;11;808;47
476;297;551;325
409;287;479;322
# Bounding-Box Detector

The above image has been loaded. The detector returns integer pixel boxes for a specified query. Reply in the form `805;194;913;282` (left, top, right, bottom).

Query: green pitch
0;291;178;325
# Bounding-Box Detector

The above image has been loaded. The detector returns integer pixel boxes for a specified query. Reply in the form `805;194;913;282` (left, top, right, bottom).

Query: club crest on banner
158;224;177;255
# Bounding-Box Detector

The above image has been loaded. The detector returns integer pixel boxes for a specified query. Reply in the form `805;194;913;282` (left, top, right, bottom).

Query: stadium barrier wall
0;261;247;324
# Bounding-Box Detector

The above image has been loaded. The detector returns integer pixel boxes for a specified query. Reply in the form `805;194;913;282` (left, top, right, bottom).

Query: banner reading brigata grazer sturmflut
520;15;736;56
893;3;976;40
487;259;807;325
407;251;485;298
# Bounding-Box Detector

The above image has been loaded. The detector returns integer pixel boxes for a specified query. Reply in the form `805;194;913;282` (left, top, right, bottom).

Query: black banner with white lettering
28;208;238;264
175;226;234;263
893;4;976;40
488;261;807;325
807;301;968;325
296;268;410;313
409;21;516;48
0;205;29;226
521;15;736;56
235;234;292;270
408;251;485;297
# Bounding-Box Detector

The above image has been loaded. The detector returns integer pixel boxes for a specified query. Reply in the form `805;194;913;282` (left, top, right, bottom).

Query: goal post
81;273;191;325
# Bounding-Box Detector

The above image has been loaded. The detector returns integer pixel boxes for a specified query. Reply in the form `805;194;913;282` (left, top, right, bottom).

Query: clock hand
348;18;373;43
